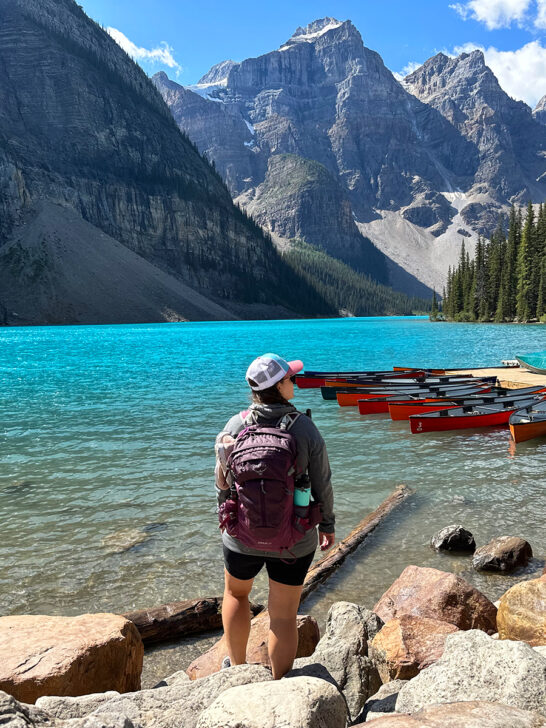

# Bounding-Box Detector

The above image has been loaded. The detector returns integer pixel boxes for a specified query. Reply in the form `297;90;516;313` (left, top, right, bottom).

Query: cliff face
404;52;546;231
0;0;331;324
244;154;388;281
155;18;546;292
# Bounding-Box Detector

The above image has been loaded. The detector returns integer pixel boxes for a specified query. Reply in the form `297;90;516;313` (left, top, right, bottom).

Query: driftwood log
300;482;413;604
124;483;412;645
123;597;264;646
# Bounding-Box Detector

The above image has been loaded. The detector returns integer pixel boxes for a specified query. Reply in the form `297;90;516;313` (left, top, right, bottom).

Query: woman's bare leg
222;569;254;665
267;578;304;679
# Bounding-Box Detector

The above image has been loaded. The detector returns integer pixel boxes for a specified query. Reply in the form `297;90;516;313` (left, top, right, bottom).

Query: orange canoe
509;400;546;443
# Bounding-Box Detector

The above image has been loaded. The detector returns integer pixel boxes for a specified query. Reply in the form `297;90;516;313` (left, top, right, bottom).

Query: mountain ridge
155;17;546;293
0;0;335;323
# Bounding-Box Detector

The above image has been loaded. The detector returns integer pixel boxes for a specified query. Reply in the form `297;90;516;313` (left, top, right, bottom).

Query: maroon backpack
218;412;321;554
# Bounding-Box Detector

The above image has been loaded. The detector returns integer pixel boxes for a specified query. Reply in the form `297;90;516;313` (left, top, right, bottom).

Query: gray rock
365;612;384;642
288;602;381;722
91;665;272;728
151;670;190;689
1;692;131;728
354;701;546;727
1;691;35;728
395;630;546;716
360;680;407;722
62;715;135;728
35;693;121;720
430;524;476;552
472;536;533;572
195;676;347;728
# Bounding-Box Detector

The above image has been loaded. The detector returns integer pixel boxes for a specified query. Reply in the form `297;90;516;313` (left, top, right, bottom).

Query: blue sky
79;0;546;106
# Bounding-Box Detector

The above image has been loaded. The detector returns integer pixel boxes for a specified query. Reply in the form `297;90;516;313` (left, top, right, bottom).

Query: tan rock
497;577;546;646
373;565;497;633
472;536;532;572
186;612;319;680
371;616;458;682
0;614;143;704
354;700;546;726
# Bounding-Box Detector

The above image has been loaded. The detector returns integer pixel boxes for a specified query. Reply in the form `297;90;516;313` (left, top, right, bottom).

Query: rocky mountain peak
280;17;350;49
405;47;507;110
534;94;546;124
197;59;237;85
291;17;343;39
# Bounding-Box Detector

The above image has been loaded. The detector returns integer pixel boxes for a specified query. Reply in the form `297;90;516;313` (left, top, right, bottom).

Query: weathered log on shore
300;483;413;605
123;598;264;646
126;484;411;646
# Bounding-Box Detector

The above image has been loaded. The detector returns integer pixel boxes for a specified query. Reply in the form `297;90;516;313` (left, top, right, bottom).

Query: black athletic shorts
223;545;315;586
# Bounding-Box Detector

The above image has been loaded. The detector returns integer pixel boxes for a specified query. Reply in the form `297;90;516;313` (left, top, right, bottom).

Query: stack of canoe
296;367;546;440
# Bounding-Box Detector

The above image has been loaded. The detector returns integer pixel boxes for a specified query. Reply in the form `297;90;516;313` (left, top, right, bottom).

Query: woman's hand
319;531;335;551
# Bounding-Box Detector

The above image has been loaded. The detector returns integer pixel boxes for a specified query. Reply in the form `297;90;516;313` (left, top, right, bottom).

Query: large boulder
0;614;143;704
353;701;546;727
497;576;546;646
370;616;458;682
35;692;121;720
89;664;272;728
0;690;134;728
186;612;319;679
288;602;381;722
373;565;497;633
395;630;546;716
360;680;407;722
430;524;475;552
195;676;347;728
472;536;533;572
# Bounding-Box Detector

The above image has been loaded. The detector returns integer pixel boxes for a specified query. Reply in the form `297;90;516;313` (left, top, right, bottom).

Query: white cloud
402;61;423;76
107;27;182;74
450;0;532;29
450;40;546;107
536;0;546;27
393;61;423;82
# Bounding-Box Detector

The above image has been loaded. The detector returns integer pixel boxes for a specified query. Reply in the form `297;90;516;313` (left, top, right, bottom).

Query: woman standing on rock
215;353;335;679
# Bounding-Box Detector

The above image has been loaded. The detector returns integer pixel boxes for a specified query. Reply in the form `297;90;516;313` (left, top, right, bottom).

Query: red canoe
409;397;544;433
390;385;546;421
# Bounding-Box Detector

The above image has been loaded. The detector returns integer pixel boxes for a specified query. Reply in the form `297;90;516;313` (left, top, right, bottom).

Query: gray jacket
217;402;335;558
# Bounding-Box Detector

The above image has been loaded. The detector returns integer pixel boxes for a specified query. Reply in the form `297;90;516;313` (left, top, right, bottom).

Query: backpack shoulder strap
278;412;301;431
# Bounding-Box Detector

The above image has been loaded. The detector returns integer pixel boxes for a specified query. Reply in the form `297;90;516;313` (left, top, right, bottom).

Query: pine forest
439;202;546;323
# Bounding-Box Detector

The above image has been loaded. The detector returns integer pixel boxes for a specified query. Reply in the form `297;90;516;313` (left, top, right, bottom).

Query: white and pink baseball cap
245;353;304;391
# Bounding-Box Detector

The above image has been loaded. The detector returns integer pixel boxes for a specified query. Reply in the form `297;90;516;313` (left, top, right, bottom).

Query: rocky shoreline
1;528;545;728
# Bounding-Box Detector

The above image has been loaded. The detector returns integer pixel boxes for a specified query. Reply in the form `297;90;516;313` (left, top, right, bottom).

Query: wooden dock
453;367;546;389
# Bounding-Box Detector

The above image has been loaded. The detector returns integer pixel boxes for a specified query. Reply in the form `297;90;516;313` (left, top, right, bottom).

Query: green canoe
516;351;546;374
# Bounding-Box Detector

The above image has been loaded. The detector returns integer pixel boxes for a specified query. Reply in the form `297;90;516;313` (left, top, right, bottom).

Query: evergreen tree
516;203;535;321
504;206;520;319
430;290;438;320
537;258;546;320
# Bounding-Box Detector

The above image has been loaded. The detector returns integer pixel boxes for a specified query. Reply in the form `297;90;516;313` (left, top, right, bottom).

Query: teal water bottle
294;473;311;507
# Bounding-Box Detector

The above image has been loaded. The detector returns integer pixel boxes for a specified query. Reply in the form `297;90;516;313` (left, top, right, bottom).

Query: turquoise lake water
1;317;545;681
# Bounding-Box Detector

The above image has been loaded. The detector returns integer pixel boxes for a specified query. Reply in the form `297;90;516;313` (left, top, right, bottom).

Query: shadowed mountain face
0;0;333;324
154;18;546;292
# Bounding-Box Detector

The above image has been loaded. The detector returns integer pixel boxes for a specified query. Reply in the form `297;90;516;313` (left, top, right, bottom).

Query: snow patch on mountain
279;18;343;50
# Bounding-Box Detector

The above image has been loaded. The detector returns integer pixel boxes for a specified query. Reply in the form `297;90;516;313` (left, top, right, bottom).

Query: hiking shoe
221;656;231;669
